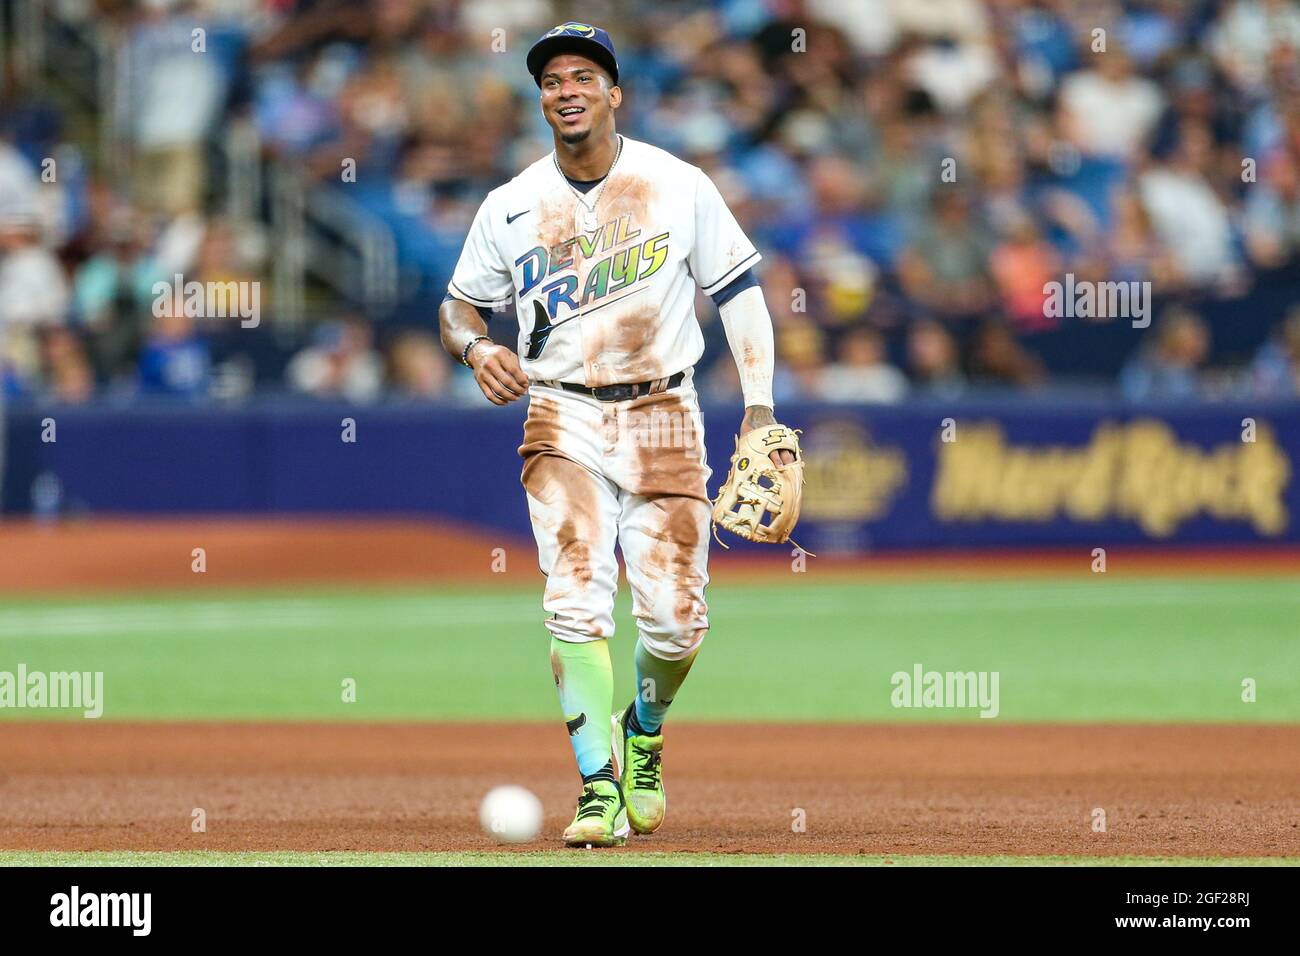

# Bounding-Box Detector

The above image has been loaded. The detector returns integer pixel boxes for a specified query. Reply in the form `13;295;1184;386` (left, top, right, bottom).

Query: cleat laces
630;744;662;791
575;785;615;821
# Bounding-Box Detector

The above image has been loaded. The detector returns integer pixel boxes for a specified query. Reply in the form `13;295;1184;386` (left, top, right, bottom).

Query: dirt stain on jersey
532;173;660;385
599;172;653;228
534;192;579;260
581;174;656;385
726;240;749;271
585;301;663;386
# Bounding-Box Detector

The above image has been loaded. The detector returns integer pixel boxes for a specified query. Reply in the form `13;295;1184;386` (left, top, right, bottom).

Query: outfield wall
3;397;1297;554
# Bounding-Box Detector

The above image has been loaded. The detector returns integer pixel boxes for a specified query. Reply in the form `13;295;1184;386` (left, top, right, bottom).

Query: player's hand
740;405;795;468
468;340;529;405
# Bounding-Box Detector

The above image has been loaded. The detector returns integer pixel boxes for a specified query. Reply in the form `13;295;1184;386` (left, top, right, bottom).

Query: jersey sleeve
688;169;762;298
448;196;515;309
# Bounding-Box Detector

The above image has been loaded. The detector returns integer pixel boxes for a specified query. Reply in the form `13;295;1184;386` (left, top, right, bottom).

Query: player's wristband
461;335;490;368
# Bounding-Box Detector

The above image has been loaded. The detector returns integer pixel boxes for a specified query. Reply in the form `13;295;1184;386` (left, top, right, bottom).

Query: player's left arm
689;168;791;468
714;276;792;467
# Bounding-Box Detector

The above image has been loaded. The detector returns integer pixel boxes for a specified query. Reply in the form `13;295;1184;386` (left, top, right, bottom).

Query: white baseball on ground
479;785;544;843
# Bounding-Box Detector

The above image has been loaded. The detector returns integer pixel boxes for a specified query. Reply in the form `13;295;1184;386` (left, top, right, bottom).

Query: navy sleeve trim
710;268;759;308
700;250;761;296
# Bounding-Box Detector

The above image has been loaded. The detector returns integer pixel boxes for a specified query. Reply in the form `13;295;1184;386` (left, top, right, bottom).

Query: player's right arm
439;297;528;405
441;193;530;405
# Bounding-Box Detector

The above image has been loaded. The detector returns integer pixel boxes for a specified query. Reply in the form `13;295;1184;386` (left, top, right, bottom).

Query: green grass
1;850;1294;867
0;575;1297;721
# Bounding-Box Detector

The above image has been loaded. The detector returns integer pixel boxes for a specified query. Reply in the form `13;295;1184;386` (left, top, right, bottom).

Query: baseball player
439;22;796;847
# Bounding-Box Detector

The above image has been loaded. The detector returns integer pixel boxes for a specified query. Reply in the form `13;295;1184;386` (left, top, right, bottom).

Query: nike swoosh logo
506;209;531;224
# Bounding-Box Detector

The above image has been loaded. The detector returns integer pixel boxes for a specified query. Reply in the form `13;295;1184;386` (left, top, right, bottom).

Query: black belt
553;371;686;403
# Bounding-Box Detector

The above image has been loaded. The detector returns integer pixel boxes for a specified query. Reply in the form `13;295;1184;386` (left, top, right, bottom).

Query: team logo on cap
547;21;596;38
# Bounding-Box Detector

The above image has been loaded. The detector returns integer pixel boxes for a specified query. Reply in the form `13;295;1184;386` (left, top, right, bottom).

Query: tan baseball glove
711;424;811;551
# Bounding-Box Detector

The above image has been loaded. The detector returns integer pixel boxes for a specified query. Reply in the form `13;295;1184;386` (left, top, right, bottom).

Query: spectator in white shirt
818;327;908;404
0;211;70;387
287;316;384;403
1139;124;1241;286
1211;0;1300;94
125;7;228;214
1059;47;1165;161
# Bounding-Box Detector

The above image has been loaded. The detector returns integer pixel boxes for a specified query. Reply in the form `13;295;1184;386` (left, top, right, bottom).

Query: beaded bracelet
461;335;490;368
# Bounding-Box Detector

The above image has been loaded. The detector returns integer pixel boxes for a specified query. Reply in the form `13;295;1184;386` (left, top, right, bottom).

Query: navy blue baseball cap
527;22;619;87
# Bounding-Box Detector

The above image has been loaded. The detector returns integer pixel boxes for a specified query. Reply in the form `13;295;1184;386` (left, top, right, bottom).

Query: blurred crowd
4;0;1300;405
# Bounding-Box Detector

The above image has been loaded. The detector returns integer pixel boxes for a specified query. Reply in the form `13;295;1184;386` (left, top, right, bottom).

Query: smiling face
539;53;621;145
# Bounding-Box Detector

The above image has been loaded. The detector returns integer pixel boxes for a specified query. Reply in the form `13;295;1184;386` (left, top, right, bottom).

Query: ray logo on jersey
516;214;670;358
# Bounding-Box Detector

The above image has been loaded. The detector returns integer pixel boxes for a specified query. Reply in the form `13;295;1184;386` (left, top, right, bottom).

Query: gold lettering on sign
932;420;1291;537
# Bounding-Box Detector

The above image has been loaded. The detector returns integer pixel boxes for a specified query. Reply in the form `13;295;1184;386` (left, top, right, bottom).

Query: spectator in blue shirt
1121;308;1210;402
137;301;210;398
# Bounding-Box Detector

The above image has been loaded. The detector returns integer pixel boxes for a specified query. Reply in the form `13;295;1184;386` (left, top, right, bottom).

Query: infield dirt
4;518;1300;593
1;722;1296;857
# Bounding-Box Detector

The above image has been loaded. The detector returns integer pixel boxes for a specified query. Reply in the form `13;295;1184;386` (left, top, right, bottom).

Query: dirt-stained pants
519;375;711;661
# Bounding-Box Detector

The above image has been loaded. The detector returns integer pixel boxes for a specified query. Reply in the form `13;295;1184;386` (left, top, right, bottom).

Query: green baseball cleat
612;706;666;834
562;779;629;847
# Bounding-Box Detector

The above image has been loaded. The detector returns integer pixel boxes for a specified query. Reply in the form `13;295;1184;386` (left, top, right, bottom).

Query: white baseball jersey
448;135;760;387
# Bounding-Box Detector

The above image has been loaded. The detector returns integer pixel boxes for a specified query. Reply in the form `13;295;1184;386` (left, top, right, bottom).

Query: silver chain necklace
556;135;623;231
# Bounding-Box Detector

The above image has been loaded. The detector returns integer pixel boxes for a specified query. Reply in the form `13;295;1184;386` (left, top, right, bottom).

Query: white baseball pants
518;374;712;660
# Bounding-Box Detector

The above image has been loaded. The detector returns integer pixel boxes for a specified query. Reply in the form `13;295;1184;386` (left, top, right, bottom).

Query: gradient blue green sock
632;639;699;735
550;637;614;778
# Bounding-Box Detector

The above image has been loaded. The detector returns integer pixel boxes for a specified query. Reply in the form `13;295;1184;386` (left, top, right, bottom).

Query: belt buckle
593;384;636;402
